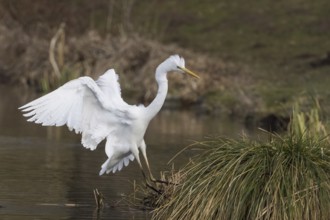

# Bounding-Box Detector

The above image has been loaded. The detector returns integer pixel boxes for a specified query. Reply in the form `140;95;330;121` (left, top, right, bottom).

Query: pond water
0;86;252;219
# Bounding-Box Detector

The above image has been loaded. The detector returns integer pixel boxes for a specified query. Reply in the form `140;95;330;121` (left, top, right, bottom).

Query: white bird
19;55;199;183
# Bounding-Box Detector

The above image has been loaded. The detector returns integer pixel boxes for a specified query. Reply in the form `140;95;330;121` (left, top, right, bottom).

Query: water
0;86;250;219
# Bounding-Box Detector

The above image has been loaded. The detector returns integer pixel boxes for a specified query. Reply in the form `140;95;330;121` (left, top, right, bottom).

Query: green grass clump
152;104;330;219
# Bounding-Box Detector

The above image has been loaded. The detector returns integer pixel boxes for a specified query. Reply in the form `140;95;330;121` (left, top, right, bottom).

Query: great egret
19;55;199;184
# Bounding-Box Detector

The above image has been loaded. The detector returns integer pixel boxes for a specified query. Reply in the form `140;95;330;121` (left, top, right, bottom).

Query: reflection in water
0;86;250;219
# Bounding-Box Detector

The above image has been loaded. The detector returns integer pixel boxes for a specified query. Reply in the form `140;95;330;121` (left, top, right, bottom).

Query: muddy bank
0;21;260;118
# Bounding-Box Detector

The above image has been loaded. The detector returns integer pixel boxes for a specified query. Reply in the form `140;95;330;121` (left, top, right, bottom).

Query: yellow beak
178;66;200;79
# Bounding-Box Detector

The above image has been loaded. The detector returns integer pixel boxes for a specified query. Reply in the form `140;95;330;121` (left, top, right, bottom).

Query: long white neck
145;66;168;120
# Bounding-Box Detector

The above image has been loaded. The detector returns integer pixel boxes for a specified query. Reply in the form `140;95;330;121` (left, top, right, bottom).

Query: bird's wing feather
19;69;133;150
96;69;127;108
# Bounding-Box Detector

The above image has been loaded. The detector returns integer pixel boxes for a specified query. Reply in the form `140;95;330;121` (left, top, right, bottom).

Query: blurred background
1;0;330;117
0;0;330;219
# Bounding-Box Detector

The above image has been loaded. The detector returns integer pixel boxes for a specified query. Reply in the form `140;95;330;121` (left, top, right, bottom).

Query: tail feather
98;154;135;175
99;158;110;176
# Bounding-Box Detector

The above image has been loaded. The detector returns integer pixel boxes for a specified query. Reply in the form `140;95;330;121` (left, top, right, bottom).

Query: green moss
258;85;296;112
203;89;239;113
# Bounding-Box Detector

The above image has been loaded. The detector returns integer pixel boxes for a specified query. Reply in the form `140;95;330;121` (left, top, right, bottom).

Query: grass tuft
151;102;330;220
130;168;184;210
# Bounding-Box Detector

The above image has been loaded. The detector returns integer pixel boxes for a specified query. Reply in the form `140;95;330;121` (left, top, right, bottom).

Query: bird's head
156;55;200;79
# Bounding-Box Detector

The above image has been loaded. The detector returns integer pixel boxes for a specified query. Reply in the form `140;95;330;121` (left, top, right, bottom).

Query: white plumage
19;55;199;181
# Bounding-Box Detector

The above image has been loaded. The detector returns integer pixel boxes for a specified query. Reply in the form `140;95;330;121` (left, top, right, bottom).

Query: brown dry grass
0;1;262;116
131;168;186;210
0;11;258;115
145;103;330;220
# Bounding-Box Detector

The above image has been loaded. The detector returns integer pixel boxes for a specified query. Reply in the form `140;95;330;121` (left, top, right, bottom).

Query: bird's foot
145;182;163;195
144;178;178;195
151;178;178;186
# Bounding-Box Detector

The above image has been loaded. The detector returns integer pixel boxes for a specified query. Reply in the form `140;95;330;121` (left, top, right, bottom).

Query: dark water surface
0;86;250;219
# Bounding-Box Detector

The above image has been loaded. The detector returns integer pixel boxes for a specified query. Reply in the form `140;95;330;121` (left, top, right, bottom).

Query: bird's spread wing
19;69;133;150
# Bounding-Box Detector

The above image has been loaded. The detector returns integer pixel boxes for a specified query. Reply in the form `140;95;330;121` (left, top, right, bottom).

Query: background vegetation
1;0;330;118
